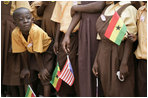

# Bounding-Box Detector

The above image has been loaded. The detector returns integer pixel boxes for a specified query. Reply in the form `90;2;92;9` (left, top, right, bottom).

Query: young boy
11;7;54;97
2;1;32;97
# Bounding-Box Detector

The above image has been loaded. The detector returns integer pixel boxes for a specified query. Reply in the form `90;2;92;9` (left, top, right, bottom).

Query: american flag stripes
58;55;74;86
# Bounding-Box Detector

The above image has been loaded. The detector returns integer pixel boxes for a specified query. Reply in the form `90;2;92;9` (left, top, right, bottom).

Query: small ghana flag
104;11;127;45
25;85;36;97
58;55;74;86
50;62;62;92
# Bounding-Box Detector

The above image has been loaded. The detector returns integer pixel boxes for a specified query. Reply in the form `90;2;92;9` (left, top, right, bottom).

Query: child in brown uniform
62;1;105;96
36;1;57;96
51;1;79;96
92;1;137;97
132;2;147;97
2;1;32;97
11;7;54;97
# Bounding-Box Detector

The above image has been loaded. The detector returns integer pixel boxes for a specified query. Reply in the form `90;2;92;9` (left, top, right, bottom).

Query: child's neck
22;31;29;41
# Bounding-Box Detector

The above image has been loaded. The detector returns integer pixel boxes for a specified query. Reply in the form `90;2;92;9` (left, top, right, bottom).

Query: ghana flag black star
116;25;121;30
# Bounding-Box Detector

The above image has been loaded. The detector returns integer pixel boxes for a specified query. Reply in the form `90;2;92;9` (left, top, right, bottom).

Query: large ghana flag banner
104;11;127;45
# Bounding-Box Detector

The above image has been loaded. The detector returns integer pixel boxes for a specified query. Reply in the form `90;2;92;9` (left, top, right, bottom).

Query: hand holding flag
58;55;74;86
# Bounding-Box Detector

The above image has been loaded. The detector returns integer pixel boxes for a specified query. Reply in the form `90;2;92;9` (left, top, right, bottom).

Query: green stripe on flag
115;24;127;45
25;86;30;97
50;63;59;85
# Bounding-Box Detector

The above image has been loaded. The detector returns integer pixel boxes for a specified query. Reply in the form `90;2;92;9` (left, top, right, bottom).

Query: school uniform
12;23;54;85
134;4;147;97
2;1;32;86
51;1;79;96
94;1;137;96
2;1;32;96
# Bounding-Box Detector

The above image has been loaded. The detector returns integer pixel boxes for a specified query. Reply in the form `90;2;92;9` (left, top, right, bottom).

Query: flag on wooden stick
104;11;127;45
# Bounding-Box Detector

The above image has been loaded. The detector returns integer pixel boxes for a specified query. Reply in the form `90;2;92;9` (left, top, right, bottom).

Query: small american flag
58;55;74;86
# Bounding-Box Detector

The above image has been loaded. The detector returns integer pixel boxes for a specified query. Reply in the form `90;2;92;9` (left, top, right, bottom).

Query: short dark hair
13;7;31;20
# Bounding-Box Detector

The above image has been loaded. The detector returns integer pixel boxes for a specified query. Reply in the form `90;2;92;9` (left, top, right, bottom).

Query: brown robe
78;1;102;97
94;4;135;97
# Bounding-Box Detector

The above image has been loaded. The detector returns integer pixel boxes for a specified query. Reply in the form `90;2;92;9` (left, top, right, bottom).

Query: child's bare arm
62;13;81;53
71;1;105;16
120;37;133;80
53;23;60;54
20;52;30;78
34;53;49;80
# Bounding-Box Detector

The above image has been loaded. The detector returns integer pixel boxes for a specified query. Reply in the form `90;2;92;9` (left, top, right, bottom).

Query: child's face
15;9;32;34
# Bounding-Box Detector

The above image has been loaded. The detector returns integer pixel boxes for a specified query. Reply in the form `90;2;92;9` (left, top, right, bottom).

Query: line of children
1;1;147;97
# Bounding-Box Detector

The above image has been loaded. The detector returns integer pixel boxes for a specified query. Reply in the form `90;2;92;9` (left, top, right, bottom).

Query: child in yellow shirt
12;7;54;97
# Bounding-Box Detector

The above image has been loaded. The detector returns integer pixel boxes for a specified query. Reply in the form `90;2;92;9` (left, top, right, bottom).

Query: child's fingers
62;43;68;54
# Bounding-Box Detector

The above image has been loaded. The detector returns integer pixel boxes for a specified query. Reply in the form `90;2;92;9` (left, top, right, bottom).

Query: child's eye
19;18;23;20
26;16;31;19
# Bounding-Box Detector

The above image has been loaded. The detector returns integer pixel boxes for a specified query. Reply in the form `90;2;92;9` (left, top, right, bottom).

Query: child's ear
32;17;35;22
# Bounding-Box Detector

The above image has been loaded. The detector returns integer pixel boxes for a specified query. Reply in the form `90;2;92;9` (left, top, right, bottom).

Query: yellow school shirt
12;24;52;53
31;1;42;20
97;1;137;40
51;1;79;33
10;1;32;15
135;4;147;60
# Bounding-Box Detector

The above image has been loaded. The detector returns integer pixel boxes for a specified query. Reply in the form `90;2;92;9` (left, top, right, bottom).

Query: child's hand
62;35;70;54
92;62;99;77
119;63;129;80
38;68;49;80
53;41;59;54
127;33;137;42
20;68;30;79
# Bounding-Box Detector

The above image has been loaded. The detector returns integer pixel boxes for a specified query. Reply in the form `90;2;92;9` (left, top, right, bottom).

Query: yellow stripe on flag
53;77;58;88
110;18;124;42
28;90;32;97
53;65;60;88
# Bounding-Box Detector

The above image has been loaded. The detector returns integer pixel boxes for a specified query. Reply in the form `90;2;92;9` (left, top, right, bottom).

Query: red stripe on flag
70;77;74;86
61;65;68;79
67;73;74;85
104;12;120;38
65;71;71;82
31;93;35;97
63;70;70;80
59;62;68;78
55;78;62;92
60;60;68;74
